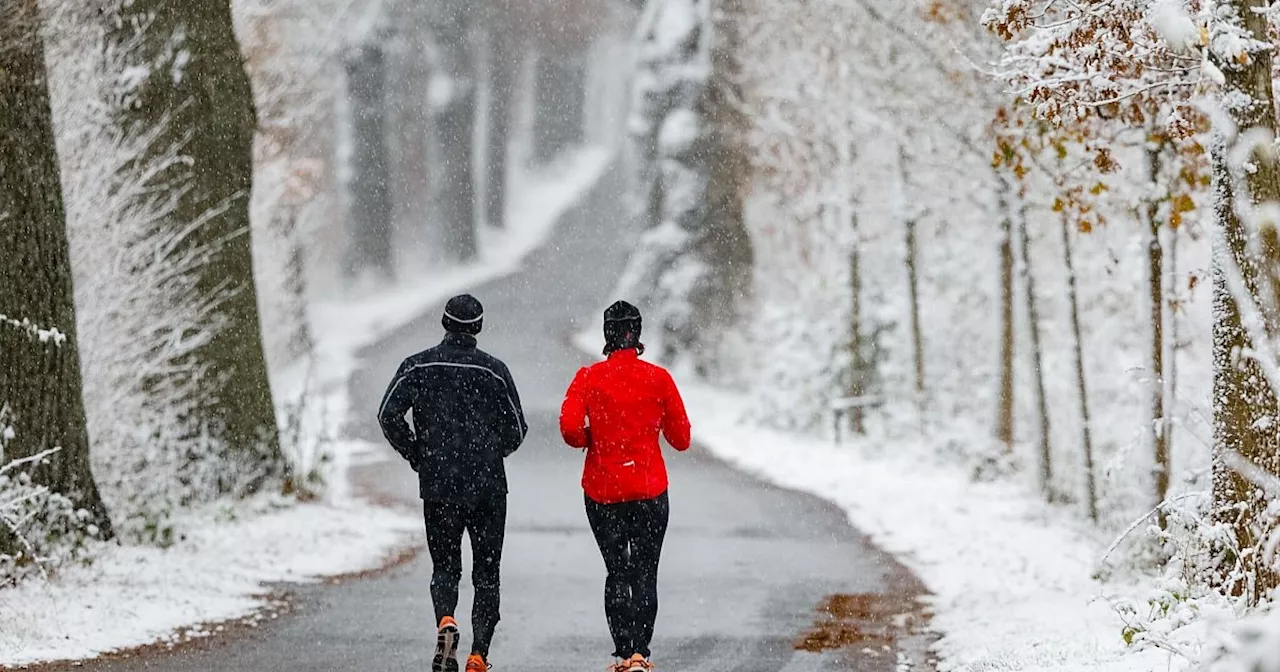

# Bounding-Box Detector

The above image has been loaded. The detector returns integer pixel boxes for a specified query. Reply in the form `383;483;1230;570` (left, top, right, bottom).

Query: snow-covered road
44;161;931;672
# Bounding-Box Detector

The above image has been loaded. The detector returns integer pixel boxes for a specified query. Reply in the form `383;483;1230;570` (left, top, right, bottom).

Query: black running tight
584;491;670;659
423;496;506;657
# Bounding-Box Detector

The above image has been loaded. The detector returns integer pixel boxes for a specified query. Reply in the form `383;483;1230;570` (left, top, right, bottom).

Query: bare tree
899;148;925;403
385;0;434;242
427;0;479;261
1059;210;1097;520
0;0;113;552
1145;140;1171;524
847;211;866;435
996;179;1015;452
343;39;394;279
482;1;522;229
1018;201;1053;498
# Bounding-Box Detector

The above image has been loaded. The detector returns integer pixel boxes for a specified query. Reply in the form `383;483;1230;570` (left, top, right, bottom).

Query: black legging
584;491;670;659
423;497;506;657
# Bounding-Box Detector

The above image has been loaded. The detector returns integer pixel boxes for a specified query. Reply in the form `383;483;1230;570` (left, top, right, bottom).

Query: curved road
58;163;930;672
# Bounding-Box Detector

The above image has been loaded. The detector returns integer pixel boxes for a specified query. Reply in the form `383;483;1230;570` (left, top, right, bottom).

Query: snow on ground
0;497;419;667
677;382;1175;672
0;146;611;668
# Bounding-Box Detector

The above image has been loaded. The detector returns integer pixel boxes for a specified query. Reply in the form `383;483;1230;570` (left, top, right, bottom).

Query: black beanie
442;294;483;335
603;300;643;356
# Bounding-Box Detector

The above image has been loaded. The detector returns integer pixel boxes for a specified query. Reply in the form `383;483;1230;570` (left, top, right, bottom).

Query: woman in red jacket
560;301;691;672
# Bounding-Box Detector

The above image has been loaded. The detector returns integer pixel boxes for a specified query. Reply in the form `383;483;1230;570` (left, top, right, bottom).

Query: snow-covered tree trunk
1146;143;1170;523
427;0;478;261
106;0;286;495
0;0;113;552
619;0;753;373
847;212;866;435
1018;201;1053;498
1060;211;1097;520
900;148;925;401
483;5;520;229
343;39;394;279
532;49;588;165
997;180;1015;452
1210;0;1280;602
385;0;434;244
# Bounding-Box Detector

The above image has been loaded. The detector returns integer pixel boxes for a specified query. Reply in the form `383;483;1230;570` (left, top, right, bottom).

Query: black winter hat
603;300;643;356
442;294;484;335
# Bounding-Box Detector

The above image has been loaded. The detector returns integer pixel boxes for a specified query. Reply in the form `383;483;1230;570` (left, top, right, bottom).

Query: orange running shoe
433;617;459;672
625;654;654;672
465;654;489;672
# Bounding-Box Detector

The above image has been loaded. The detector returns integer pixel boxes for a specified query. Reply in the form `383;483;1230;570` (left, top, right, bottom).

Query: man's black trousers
584;491;670;659
423;496;506;657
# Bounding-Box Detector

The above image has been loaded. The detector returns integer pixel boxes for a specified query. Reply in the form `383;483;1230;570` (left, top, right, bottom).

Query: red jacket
559;349;691;504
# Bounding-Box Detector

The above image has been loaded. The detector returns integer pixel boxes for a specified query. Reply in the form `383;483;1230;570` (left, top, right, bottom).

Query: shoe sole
433;624;459;672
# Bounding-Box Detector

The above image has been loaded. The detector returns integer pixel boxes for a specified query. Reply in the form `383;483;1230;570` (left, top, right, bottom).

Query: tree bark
997;180;1015;452
906;216;925;396
532;50;587;165
343;41;394;279
484;15;520;229
1019;202;1053;498
1060;212;1097;521
386;0;434;245
1211;0;1280;603
0;0;113;546
107;0;285;495
428;0;479;261
1146;143;1170;525
899;147;925;400
848;211;865;435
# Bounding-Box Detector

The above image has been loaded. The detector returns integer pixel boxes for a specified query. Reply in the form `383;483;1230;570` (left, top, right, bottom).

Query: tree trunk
429;0;479;261
0;0;113;548
1166;217;1178;481
906;216;926;394
1060;212;1097;521
997;181;1015;452
484;18;520;229
386;0;434;245
1211;0;1280;603
848;211;865;435
343;41;394;279
1019;202;1053;498
615;0;753;374
1146;144;1170;526
107;0;285;495
532;51;586;165
899;147;925;400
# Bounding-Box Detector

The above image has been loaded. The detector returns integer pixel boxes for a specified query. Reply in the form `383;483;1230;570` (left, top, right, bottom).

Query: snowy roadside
0;497;418;667
676;382;1175;672
0;147;612;668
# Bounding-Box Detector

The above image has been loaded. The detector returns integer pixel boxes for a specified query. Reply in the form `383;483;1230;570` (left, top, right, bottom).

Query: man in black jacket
378;294;528;672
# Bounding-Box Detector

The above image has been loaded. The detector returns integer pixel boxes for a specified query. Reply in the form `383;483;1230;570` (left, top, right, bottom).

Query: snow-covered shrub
0;408;93;586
